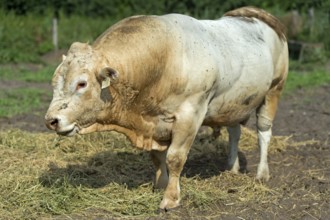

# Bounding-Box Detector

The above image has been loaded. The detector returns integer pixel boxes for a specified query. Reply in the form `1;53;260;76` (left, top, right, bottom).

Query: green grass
19;65;55;83
0;65;55;82
0;65;54;117
284;69;330;95
0;88;47;117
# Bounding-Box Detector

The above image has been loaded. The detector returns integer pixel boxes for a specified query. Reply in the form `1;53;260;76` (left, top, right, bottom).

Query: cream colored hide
45;7;288;210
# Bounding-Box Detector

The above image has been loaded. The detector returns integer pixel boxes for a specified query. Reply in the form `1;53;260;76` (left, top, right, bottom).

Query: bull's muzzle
45;113;78;136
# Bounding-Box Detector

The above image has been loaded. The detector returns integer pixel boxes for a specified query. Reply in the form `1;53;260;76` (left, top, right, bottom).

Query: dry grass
0;127;318;219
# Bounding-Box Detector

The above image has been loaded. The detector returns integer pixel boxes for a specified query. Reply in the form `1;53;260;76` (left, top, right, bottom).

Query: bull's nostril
46;118;60;130
50;119;58;126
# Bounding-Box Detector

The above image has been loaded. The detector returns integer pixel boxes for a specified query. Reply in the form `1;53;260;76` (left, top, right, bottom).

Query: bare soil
0;75;329;219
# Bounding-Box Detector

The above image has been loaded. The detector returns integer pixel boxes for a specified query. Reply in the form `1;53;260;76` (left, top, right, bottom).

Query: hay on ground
0;127;321;219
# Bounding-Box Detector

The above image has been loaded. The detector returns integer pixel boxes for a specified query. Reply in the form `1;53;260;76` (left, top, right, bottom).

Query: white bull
45;6;288;210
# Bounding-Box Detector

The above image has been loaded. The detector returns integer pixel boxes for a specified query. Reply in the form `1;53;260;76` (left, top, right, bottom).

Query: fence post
52;10;59;51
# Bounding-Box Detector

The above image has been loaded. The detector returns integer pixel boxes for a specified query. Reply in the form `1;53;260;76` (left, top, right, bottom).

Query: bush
0;12;51;63
0;10;116;64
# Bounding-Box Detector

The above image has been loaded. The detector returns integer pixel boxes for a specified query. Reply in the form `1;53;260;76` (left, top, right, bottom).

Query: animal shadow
184;151;247;179
39;142;248;189
39;150;154;189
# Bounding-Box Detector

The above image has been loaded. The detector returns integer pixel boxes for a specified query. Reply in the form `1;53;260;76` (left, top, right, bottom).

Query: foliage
57;14;114;50
1;0;330;18
0;12;41;63
0;0;329;63
0;10;113;63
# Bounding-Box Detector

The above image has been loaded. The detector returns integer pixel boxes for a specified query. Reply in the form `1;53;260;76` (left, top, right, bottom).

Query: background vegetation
0;0;329;63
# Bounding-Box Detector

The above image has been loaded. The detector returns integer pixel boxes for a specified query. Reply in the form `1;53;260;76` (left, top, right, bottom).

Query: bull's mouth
56;126;79;136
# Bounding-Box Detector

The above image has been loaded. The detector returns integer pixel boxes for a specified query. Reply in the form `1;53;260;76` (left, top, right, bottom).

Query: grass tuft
0;65;55;83
284;70;330;95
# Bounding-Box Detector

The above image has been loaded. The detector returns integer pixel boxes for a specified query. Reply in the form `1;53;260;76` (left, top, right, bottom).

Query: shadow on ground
39;147;248;189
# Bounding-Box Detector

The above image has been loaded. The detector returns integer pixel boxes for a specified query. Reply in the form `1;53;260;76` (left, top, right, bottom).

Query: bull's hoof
159;198;180;211
156;205;182;214
227;164;240;174
256;174;270;182
256;165;270;181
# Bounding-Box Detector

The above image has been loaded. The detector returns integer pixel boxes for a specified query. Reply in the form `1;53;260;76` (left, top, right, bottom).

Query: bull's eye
76;81;87;90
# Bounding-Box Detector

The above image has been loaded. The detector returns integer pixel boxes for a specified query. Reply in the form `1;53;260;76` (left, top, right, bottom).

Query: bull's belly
203;90;266;126
152;115;174;141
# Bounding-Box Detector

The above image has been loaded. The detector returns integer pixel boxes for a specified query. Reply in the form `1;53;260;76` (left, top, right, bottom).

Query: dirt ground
0;70;329;219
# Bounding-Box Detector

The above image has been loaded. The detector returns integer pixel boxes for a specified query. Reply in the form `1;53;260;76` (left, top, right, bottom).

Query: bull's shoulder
93;15;167;47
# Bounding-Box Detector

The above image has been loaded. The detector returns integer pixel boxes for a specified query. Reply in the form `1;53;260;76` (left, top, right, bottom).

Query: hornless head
45;42;117;136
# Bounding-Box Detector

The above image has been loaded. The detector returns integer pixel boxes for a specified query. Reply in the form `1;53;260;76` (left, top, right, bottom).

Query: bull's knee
257;114;273;131
166;154;185;175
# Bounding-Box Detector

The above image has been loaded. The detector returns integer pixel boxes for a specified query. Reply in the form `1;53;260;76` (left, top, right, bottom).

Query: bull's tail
224;6;286;41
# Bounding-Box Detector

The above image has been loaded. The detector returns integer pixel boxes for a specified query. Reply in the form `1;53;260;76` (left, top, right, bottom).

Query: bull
45;7;288;210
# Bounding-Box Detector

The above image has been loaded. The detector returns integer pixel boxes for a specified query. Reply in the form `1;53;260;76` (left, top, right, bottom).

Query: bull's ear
99;67;118;89
62;54;67;61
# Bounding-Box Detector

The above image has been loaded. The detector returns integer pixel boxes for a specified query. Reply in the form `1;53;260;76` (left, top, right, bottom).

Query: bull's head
45;42;117;136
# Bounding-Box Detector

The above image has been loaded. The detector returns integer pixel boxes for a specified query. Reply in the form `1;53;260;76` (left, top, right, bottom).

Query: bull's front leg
159;101;208;210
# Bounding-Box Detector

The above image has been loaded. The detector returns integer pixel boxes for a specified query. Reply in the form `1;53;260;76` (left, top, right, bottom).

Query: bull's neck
95;49;154;135
98;85;144;131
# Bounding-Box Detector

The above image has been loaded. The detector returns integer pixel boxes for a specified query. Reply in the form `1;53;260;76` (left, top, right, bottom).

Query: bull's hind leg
150;150;168;189
227;125;241;174
256;87;283;181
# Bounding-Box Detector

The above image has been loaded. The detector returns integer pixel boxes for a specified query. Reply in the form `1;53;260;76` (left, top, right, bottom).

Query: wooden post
52;10;59;51
52;17;58;51
308;7;314;40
